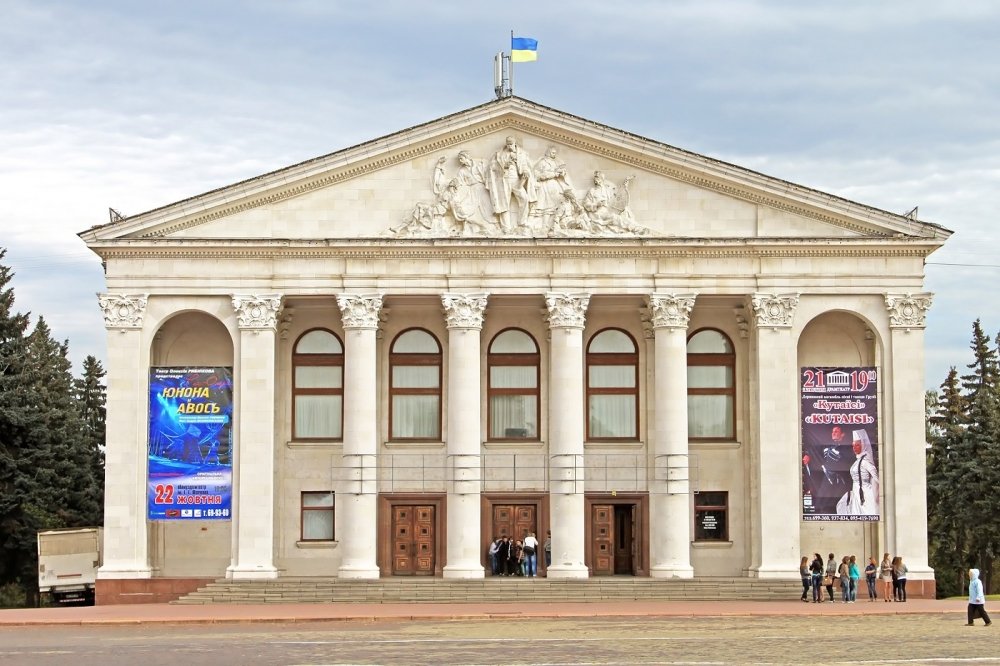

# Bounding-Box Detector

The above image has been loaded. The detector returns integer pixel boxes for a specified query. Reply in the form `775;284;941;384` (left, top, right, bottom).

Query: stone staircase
173;576;801;604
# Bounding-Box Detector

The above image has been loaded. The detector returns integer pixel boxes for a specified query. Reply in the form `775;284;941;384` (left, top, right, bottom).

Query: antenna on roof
109;207;126;223
494;50;511;99
903;206;919;220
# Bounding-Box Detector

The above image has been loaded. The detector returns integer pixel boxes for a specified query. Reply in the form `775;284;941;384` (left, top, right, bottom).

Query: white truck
37;527;103;605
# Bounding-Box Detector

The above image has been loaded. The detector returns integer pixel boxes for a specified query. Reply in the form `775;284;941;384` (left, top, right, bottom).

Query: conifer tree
73;355;106;525
0;249;31;592
926;368;968;597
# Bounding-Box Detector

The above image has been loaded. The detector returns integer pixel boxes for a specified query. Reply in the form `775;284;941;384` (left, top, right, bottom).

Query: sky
1;0;998;390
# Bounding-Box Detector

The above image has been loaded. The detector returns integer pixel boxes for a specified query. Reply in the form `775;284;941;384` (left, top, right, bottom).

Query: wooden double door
391;504;436;576
492;504;537;541
591;503;638;576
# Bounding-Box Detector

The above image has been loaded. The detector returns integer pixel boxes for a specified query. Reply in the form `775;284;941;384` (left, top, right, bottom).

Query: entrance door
391;504;435;576
591;503;637;576
492;504;536;541
613;504;636;575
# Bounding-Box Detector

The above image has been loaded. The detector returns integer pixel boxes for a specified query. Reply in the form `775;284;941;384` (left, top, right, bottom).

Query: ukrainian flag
511;36;538;62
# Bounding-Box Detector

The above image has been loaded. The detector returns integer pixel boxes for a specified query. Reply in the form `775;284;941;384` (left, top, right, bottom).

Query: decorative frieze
388;137;650;239
231;294;282;330
97;293;148;329
336;294;384;329
646;294;697;329
441;293;489;329
544;292;590;329
750;293;800;328
885;293;933;329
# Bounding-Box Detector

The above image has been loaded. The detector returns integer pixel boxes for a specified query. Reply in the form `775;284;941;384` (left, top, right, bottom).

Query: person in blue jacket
966;568;992;626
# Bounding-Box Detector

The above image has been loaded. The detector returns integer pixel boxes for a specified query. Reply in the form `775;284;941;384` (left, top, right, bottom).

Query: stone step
172;577;801;604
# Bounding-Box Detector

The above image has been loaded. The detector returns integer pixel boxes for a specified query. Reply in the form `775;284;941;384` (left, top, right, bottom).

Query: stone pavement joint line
0;599;964;627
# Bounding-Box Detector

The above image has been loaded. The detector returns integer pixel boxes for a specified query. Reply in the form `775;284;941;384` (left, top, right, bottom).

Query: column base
443;563;486;579
97;564;152;579
545;563;590;579
227;565;279;580
650;564;694;579
337;564;381;579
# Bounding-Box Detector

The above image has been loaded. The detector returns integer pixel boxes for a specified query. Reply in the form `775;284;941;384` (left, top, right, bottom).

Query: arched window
488;328;540;440
389;328;442;440
293;329;343;440
687;328;735;439
586;328;638;440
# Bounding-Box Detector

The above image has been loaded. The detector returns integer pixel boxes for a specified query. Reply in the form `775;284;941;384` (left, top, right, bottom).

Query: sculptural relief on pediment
387;137;651;239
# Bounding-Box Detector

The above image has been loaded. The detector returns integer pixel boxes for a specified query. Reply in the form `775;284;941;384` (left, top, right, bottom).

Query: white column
647;294;697;578
747;293;801;578
441;293;489;578
228;295;281;579
885;294;934;581
336;294;383;579
545;292;590;578
96;294;152;579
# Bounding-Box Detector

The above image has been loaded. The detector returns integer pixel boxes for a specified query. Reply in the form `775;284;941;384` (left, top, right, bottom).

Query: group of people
800;552;909;603
488;531;550;577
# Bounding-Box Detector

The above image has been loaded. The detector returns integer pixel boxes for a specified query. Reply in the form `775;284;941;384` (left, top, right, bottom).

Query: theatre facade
80;97;949;601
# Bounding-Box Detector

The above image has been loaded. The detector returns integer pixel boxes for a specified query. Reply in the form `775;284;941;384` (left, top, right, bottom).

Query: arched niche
148;310;234;577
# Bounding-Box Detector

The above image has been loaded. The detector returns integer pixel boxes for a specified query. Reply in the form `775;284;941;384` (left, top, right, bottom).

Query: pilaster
227;294;281;579
747;293;801;578
884;293;934;579
96;294;152;579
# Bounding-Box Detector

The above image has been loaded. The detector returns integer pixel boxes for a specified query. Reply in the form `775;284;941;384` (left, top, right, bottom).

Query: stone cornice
86;236;940;263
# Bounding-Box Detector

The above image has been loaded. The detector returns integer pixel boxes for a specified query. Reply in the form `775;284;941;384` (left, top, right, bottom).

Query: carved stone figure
532;146;574;226
434;153;497;236
487;136;536;232
392;140;652;239
582;171;641;233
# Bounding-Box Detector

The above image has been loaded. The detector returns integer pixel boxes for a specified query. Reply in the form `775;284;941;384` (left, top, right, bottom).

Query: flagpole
509;29;514;97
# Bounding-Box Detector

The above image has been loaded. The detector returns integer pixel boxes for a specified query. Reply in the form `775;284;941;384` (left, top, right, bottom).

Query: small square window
694;491;728;541
301;491;334;541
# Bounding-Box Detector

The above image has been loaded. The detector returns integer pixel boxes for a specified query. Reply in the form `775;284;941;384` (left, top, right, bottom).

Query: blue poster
148;367;233;520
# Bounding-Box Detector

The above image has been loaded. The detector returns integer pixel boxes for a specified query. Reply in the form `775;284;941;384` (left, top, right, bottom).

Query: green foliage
927;320;1000;597
0;248;105;607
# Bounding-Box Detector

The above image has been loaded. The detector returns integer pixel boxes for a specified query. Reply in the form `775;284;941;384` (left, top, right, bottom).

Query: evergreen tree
73;355;106;525
0;249;31;593
926;369;968;597
955;320;1000;593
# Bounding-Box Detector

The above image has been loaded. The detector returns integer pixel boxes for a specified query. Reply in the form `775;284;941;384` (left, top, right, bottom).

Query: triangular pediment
79;97;951;245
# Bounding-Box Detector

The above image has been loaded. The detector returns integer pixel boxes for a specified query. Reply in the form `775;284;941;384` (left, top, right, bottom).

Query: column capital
545;292;590;329
646;293;697;329
885;293;933;330
97;293;148;330
231;294;282;330
336;293;384;330
750;293;800;329
441;292;489;329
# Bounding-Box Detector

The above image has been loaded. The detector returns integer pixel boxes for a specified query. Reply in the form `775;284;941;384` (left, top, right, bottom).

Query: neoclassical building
81;97;949;602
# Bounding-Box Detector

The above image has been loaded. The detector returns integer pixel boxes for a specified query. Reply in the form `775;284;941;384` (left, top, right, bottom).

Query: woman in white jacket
837;429;880;516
